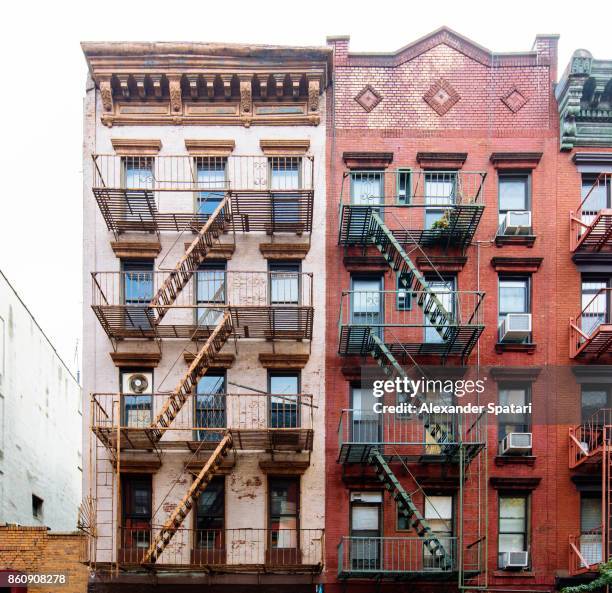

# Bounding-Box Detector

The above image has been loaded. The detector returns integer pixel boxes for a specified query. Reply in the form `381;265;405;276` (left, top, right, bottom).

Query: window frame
268;476;301;544
497;382;532;441
194;156;228;215
498;172;531;223
497;493;530;568
268;370;301;429
268;261;301;306
194;476;225;547
396;168;412;205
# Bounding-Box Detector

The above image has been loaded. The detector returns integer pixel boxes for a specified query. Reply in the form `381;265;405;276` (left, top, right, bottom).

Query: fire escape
568;174;612;576
336;168;487;585
87;154;322;573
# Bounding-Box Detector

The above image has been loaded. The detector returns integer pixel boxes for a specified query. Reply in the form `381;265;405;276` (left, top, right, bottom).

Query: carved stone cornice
183;242;235;260
182;352;235;367
109;351;162;368
259;243;310;260
416;152;467;169
82;42;330;128
110;138;162;155
110;241;162;259
490;152;542;169
260;139;311;155
258;353;309;369
184;139;236;156
343;152;394;169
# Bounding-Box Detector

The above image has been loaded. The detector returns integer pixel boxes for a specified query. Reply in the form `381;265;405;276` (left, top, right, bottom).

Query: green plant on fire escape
562;560;612;593
430;209;451;230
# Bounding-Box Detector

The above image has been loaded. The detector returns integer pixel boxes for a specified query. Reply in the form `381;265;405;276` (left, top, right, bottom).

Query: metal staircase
149;312;233;443
369;450;452;569
148;196;230;325
141;433;233;564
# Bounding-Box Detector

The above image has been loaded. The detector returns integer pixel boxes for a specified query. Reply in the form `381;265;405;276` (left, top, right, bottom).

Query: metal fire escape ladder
605;426;612;563
141;433;233;564
369;449;452;569
149;312;233;443
148;196;230;325
369;212;453;342
369;334;453;453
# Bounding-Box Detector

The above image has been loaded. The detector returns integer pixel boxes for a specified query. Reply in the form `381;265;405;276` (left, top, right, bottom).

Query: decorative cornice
416;256;467;272
110;241;162;259
184;242;235;260
490;257;543;273
109;351;162;368
343;255;390;273
259;243;310;260
258;353;309;369
184;139;235;156
82;43;330;128
182;352;235;367
489;367;542;381
259;139;311;155
259;460;311;475
490;152;543;169
343;152;393;169
495;342;537;354
416;152;467;169
110;138;162;155
490;477;541;491
573;152;612;165
495;234;536;248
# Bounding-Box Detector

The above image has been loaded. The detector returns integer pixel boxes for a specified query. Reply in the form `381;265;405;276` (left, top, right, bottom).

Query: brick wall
325;28;574;593
0;526;88;593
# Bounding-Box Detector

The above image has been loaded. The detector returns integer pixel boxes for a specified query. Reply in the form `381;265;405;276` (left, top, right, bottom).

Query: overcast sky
0;0;610;374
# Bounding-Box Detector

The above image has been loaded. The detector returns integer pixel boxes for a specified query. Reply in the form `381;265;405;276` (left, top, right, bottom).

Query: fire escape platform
338;326;484;359
337;567;480;581
339;204;484;249
571;324;612;359
91;305;314;341
572;210;612;252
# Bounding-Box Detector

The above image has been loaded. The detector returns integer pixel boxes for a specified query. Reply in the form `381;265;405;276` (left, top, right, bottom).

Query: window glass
270;373;299;429
196;158;226;215
195;372;226;441
269;478;299;549
270;158;300;190
270;262;300;305
498;496;527;556
124;157;153;189
499;176;528;213
424;277;455;343
351;172;383;206
196;263;226;326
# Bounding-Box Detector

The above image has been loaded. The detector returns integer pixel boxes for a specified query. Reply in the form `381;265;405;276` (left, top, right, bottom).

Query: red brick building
323;27;612;593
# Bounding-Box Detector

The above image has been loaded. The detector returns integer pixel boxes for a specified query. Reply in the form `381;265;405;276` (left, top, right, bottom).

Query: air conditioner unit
499;211;532;235
499;551;529;570
500;432;532;455
499;313;532;342
121;371;153;395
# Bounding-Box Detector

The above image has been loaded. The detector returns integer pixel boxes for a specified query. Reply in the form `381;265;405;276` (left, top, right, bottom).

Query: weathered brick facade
324;27;592;593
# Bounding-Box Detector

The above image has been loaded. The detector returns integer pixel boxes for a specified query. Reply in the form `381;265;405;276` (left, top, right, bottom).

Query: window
121;475;152;550
269;262;300;305
269;478;299;550
195;477;225;549
122;157;154;225
196;261;226;327
196;157;226;216
397;169;411;205
580;494;602;566
498;173;530;227
120;369;153;427
424;172;456;229
269;157;301;229
424;276;456;343
581;174;611;227
350;171;383;207
351;276;383;339
581;384;612;423
122;260;154;330
123;157;154;189
269;372;300;428
423;495;453;568
350;385;380;443
195;372;226;442
32;494;43;519
581;277;610;336
498;276;530;343
498;495;528;566
396;274;411;310
350;491;382;570
498;384;531;441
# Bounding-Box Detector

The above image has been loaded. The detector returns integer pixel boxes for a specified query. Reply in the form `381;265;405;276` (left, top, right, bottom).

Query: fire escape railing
569;288;612;358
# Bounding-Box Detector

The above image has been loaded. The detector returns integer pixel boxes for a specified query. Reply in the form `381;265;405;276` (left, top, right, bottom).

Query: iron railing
92;392;314;451
569;527;603;575
569;288;612;358
337;408;485;458
115;527;323;569
569;408;612;467
570;173;612;251
337;536;462;576
93;154;315;193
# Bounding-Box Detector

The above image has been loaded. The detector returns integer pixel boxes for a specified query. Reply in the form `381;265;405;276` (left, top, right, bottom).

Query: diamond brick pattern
501;86;528;113
354;85;382;112
423;79;460;115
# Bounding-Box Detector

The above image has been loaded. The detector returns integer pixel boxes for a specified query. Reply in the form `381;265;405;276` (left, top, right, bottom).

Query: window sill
495;455;536;467
493;570;535;578
495;343;536;354
495;235;536;248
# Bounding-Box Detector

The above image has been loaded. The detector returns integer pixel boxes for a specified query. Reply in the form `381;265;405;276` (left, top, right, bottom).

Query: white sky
0;0;611;374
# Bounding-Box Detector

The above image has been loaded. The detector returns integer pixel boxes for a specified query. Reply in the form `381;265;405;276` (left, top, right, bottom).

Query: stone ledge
259;243;310;260
111;241;162;259
110;351;162;368
259;353;309;369
495;343;537;354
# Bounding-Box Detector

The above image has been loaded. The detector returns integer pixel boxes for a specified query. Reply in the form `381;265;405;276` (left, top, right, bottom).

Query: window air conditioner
500;432;532;455
499;314;532;342
499;211;532;235
499;551;529;569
